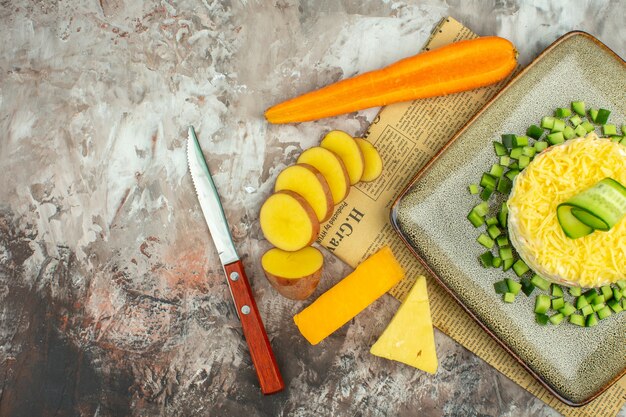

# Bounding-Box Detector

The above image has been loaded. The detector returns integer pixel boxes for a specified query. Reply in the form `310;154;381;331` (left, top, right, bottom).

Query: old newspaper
318;17;626;417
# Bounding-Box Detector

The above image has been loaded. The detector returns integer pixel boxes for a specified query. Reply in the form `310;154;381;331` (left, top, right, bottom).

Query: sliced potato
297;147;350;204
262;246;323;300
354;138;383;182
260;191;320;252
274;164;333;222
320;130;364;185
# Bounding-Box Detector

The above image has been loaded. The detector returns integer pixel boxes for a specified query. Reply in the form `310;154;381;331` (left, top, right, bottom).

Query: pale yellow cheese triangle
370;276;438;374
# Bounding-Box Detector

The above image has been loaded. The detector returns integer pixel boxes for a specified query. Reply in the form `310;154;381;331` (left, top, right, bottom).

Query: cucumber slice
468;210;485;227
502;258;514;271
496;235;508;247
586;314;598;327
571;101;585;116
581;121;595;133
503;292;516;303
601;285;613;301
559;302;576;316
490;164;505;177
589;109;599;123
480;186;494;201
486;217;498;226
469;184;479;195
512;259;529;277
547;132;564;145
513;136;529;147
551;284;563;297
541;117;555;129
563;126;576;140
497;176;512;194
576;296;589;309
494;280;509;294
551;119;565;132
487;225;501;239
596;108;611;125
570;115;582;127
549;313;564;325
535;313;549;325
603;124;617;136
499;246;513;260
597;306;612;320
557;178;626;238
480;251;494;267
510;147;523;159
518;155;530;169
614;288;623;301
581;305;594;316
522;146;536;157
555;108;571;118
570;314;585;326
530;274;550;291
608;299;623;313
477;234;494;249
520;277;535;296
526;124;543;139
569;286;582;297
551;297;565;311
492;257;502;268
501;134;515;148
534;295;551;314
500;155;511;166
574;124;587;137
480;173;497;189
506;278;522;295
534;141;548;152
494;141;508;156
505;169;520;181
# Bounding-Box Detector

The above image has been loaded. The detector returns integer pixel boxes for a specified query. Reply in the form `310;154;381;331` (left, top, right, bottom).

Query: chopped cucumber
480;186;494;201
581;121;595;133
501;134;515;148
583;289;598;302
480;173;497;189
506;278;522;295
512;259;529;276
534;295;551;314
551;284;563;297
535;313;549;325
487;225;501;239
611;136;623;142
551;297;565;311
613;288;623;301
486;217;498;226
518;155;530;169
596;108;610;124
469;184;479;194
467;210;485;227
509;162;519;169
569;314;585;326
509;147;523;159
479;251;494;268
513;135;529;147
569;286;582;297
608;299;623;313
586;314;598;327
547;132;564;145
551;119;565;132
496;176;512;194
592;295;605;306
617;280;626;290
473;202;489;217
505;169;520;181
477;234;494;249
526;124;543;139
499;246;513;261
576;296;589;309
520;277;535;296
503;292;516;303
522;146;536;157
597;306;612;320
534;141;548;152
563;126;575;140
530;274;550;291
490;164;505;177
603;124;617;136
623;125;626;135
549;313;564;325
571;101;585;116
569;115;582;127
574;124;587;137
559;302;576;316
555;108;571;118
497;203;508;228
581;305;594;316
500;155;511;166
541;116;555;129
494;141;508;156
589;109;599;123
492;257;502;268
494;280;509;294
601;285;613;301
496;235;508;247
592;303;605;312
502;258;514;271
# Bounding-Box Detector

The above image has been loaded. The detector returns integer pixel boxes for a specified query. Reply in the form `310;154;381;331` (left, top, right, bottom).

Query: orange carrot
265;36;517;124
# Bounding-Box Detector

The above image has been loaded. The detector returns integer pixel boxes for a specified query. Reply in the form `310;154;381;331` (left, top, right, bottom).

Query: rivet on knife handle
223;260;285;394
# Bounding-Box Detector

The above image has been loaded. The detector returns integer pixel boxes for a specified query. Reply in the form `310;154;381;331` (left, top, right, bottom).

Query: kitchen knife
186;126;284;395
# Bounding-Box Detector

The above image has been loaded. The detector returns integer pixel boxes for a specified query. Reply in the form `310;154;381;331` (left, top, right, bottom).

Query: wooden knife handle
223;260;284;395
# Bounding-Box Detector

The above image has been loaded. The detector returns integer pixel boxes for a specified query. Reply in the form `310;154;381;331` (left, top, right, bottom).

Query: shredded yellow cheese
507;136;626;287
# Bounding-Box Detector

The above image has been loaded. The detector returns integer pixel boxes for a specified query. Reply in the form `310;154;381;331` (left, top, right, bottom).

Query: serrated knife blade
186;126;284;395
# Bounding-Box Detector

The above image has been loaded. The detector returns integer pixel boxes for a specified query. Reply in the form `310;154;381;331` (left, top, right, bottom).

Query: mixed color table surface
0;1;624;416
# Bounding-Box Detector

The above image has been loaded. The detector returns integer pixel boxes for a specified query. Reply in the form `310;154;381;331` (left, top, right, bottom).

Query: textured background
0;1;624;416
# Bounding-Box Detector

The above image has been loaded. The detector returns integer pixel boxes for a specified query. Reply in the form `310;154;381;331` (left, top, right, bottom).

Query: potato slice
297;147;350;204
260;191;320;252
354;138;383;182
274;164;333;222
320;130;364;185
262;246;323;300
